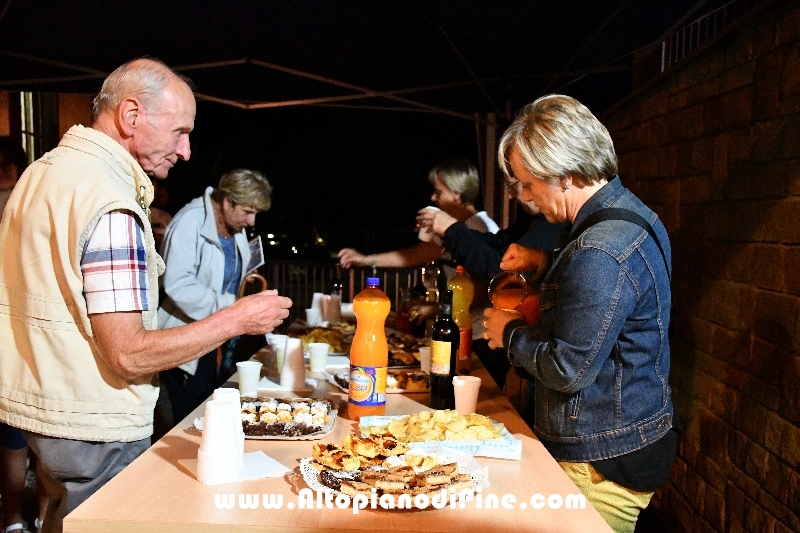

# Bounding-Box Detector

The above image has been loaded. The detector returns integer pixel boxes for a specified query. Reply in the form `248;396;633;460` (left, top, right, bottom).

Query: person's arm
338;241;442;269
90;290;291;381
486;247;637;393
160;212;229;320
441;223;518;285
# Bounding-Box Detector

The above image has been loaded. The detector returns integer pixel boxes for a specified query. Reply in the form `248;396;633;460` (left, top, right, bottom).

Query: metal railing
661;0;766;72
258;260;421;327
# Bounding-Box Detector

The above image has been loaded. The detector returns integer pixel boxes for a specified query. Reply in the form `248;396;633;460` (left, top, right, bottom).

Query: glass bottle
429;290;459;410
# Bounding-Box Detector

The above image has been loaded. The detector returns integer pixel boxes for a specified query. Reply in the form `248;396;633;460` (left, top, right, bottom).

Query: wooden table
64;353;611;532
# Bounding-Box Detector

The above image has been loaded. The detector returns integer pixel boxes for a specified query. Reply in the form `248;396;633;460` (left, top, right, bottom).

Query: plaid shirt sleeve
81;210;149;313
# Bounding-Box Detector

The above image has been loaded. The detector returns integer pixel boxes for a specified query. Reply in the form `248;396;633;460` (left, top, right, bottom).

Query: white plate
299;446;490;505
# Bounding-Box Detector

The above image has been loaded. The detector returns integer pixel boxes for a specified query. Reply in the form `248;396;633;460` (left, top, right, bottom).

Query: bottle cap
455;265;466;274
441;289;453;305
366;277;380;286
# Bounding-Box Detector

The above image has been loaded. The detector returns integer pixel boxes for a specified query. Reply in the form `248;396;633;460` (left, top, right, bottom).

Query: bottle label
430;340;452;375
458;328;472;361
348;365;387;406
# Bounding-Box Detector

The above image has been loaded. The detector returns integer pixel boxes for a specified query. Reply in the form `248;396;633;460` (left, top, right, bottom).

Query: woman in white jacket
158;169;272;423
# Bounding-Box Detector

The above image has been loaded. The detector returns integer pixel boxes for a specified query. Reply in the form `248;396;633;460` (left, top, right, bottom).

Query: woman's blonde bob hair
498;94;617;187
211;168;272;212
427;157;480;206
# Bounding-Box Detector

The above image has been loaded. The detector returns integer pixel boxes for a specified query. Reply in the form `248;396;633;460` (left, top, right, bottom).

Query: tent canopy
0;0;718;120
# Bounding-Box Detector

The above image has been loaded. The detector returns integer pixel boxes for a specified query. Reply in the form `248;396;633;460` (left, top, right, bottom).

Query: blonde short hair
211;169;273;212
427;157;480;206
498;95;617;187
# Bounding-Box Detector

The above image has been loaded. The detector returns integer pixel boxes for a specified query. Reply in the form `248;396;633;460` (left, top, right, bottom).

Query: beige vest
0;125;165;442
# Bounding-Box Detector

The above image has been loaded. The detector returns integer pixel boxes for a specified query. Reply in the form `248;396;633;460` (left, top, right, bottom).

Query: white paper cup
280;337;306;390
418;346;431;374
236;361;262;398
305;307;322;326
417;206;441;242
307;342;330;372
452;376;481;415
267;334;289;373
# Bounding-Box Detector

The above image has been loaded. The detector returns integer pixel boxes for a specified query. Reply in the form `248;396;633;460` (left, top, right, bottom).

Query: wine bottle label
348;365;387;406
458;328;472;361
430;340;452;375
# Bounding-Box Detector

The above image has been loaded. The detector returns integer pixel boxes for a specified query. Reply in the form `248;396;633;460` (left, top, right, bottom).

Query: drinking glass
488;271;528;311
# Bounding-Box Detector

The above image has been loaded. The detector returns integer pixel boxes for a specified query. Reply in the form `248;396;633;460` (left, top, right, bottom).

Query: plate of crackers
300;433;489;505
360;409;523;460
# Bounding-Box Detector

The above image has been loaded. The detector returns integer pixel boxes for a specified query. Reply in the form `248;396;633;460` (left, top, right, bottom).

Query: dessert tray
194;397;337;440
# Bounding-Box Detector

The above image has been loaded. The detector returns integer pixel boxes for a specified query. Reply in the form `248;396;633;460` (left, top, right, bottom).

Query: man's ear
118;97;141;137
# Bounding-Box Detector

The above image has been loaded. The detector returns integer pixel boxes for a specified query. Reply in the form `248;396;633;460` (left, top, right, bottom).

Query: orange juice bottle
348;277;391;419
448;266;474;375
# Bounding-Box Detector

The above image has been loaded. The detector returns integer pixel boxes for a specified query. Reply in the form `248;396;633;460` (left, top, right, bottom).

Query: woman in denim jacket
484;95;680;533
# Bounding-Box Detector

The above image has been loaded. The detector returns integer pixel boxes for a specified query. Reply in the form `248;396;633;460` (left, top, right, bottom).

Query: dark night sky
164;102;480;258
1;1;731;258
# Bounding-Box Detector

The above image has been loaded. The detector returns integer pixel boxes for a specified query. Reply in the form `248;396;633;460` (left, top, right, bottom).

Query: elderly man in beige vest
0;58;293;533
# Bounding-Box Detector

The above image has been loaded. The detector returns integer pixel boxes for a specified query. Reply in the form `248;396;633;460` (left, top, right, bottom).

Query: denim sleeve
505;246;638;394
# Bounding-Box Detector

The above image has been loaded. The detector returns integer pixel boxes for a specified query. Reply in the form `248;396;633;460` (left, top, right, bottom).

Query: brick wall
603;1;800;531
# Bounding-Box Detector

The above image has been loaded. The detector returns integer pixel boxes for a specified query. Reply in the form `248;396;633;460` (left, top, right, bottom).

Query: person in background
0;59;292;533
337;157;499;270
483;95;680;532
0;137;48;533
158;169;273;425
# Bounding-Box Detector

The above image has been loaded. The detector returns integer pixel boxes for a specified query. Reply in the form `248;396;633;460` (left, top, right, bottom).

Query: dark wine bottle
429;290;460;410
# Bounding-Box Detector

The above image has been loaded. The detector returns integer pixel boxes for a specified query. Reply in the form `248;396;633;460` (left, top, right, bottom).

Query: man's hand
90;290;293;381
228;289;292;335
483;307;521;350
338;248;366;268
500;243;547;272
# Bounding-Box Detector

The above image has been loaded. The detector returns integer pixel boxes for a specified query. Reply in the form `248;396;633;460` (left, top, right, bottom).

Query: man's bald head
92;58;192;123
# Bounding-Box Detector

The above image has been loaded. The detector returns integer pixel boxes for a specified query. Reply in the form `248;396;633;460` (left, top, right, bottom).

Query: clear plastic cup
307;342;330;373
267;334;288;373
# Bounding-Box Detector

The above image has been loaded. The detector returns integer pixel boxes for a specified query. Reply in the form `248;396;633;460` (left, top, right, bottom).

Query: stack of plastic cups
280;337;306;390
197;400;240;484
212;388;244;468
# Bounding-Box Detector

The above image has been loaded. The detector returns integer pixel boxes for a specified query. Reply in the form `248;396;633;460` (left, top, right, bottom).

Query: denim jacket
503;177;674;462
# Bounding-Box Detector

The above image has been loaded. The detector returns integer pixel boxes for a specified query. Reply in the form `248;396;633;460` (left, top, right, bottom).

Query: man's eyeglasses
505;178;533;194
